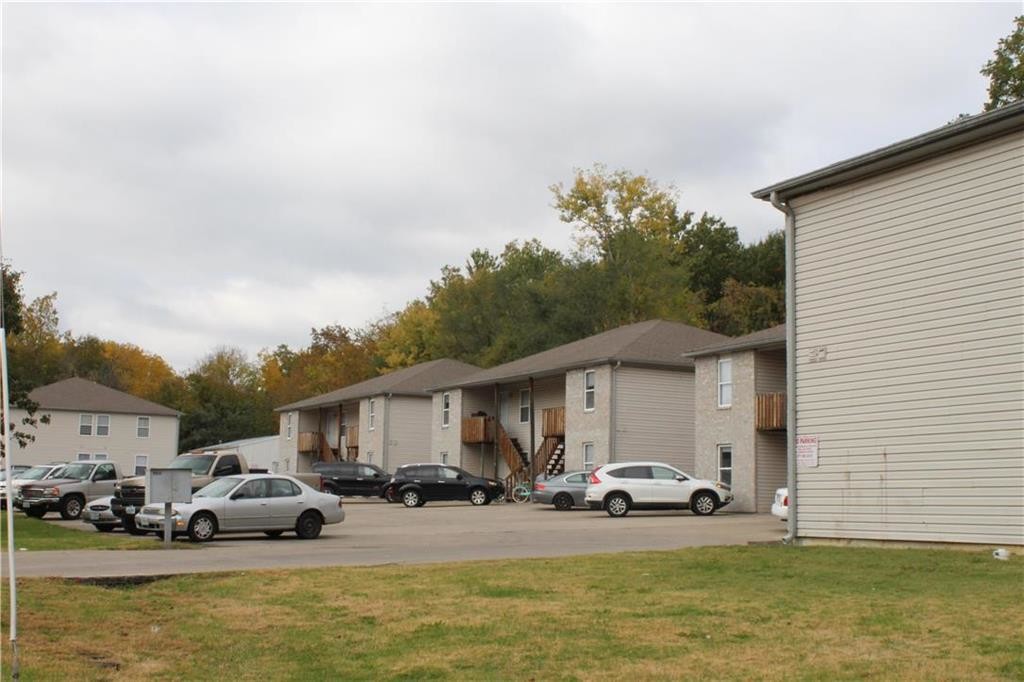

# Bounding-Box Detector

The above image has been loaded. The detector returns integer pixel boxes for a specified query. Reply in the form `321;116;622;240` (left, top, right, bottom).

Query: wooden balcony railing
541;406;565;437
345;425;359;447
461;416;495;444
297;431;321;454
756;393;787;431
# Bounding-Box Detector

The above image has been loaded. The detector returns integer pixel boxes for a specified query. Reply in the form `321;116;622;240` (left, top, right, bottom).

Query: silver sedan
134;474;345;542
82;496;121;532
531;471;590;511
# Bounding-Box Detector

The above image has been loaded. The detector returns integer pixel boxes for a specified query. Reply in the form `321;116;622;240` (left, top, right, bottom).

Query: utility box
147;468;193;505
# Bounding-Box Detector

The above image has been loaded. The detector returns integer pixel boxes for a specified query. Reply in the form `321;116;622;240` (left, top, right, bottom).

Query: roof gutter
771;190;798;546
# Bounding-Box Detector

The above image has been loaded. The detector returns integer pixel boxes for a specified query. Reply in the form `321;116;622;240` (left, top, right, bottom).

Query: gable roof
686;324;786;357
434;320;729;390
276;359;481;412
28;377;180;417
752;100;1024;202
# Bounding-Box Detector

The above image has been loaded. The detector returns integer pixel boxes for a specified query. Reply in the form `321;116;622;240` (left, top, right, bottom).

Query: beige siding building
276;359;479;473
754;101;1024;546
430;320;727;487
690;325;787;513
11;377;180;475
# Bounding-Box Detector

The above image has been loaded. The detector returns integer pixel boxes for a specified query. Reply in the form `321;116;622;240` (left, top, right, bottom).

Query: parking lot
10;500;784;578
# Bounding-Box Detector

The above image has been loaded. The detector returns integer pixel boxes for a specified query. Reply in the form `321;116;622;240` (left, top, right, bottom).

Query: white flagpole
0;329;16;679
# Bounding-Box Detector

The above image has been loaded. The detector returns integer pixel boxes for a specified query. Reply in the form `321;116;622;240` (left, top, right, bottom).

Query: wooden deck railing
461;416;495;444
541;407;565;437
297;431;320;454
345;425;359;447
496;421;526;476
755;393;787;431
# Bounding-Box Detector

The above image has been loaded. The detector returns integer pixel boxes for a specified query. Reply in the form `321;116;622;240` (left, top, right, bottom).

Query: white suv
584;462;733;518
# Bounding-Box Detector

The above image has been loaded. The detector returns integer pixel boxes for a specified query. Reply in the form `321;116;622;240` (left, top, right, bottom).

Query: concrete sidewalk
3;503;784;578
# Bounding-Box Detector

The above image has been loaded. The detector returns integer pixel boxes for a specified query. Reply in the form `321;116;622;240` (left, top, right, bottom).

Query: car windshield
56;463;94;481
19;467;53;481
195;477;243;498
168;455;216;475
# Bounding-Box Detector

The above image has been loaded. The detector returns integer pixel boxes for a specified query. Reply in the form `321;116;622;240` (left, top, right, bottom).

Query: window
440;451;449;465
79;414;93;436
438;466;461;480
651;466;681;480
368;399;376;430
366;450;374;464
271;461;280;473
92;453;108;461
96;415;110;436
584;370;596;411
441;392;451;428
93;464;117;481
718;358;733;408
565;473;588;484
718;445;733;487
214;455;242;476
583;442;595;470
77;453;91;461
609;465;653;479
134;455;148;476
358;465;379;478
137;416;150;438
286;412;293;440
235;479;269;499
519;389;530;424
269;479;300;497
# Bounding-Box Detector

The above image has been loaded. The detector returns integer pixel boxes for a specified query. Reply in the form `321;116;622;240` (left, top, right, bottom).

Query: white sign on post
796;435;819;468
147;468;192;548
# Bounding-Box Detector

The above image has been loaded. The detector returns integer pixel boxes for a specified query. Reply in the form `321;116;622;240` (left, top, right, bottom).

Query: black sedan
313;462;390;498
387;464;504;507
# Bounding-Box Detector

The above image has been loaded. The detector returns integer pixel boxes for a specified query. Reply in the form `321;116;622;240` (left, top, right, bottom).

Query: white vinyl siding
613;367;695;472
791;130;1024;545
386;397;433;472
755;432;787;513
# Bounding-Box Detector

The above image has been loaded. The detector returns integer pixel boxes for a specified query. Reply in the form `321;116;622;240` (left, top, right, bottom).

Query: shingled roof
685;324;786;357
28;377;180;417
434;320;728;390
276;358;481;412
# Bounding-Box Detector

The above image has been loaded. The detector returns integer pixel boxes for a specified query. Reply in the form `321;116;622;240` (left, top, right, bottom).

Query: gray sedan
531;471;590;511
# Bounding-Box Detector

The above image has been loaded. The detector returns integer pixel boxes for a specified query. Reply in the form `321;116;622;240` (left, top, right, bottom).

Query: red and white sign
796;435;819;468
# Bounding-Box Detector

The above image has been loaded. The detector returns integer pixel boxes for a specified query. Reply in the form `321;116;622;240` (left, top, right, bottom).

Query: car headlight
715;482;731;491
46;487;60;496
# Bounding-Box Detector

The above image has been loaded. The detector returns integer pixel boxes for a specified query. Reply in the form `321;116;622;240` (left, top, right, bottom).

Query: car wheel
24;507;46;519
296;512;323;540
264;530;284;538
605;493;630;518
691;491;717;516
402;490;421;508
188;512;217;542
553;493;574;511
94;524;115;533
60;495;85;520
124;516;149;536
469;488;488;506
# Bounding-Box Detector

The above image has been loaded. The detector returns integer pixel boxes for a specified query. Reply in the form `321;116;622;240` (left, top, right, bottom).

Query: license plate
125;506;136;515
87;512;100;520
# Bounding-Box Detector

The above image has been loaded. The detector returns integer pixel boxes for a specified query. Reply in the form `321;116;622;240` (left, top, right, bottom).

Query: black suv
313;462;390;498
387;464;504;507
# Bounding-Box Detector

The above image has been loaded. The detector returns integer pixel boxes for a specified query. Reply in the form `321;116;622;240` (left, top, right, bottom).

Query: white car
133;474;345;542
584;462;733;518
83;496;121;532
771;488;789;521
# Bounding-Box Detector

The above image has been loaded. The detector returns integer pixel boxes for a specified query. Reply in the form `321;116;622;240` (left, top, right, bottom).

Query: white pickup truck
111;451;322;535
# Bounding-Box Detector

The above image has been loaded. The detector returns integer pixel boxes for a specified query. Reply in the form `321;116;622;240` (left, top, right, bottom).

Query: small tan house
688;324;786;513
754;101;1024;547
276;359;480;473
430;320;727;487
10;377;180;475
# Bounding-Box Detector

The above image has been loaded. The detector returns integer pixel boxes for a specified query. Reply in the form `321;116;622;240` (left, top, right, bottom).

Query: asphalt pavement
2;500;784;578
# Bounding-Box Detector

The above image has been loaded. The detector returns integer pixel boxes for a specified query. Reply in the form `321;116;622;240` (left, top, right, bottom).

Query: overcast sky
2;2;1018;370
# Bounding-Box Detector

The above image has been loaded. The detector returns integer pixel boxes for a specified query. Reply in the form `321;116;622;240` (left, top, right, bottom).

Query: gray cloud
3;2;1017;369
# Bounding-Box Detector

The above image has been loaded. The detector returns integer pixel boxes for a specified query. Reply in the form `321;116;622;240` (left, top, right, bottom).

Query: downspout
383;393;392;472
770;190;797;545
609;361;620;463
528;377;536;479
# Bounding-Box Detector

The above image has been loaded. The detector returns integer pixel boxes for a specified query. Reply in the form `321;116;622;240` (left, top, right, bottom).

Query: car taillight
338;498;343;508
319;476;325;492
783;495;789;507
535;482;545;491
589;471;601;485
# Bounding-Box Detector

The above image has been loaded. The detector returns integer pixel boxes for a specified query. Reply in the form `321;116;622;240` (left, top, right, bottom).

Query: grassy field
0;512;167;551
3;545;1021;680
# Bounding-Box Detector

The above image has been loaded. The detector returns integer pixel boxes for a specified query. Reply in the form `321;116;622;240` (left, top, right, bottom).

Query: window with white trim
93;453;108;461
718;444;733;487
518;389;530;424
440;451;449;465
583;442;595;470
77;453;90;461
441;392;451;428
286;412;293;440
137;416;150;438
79;414;93;436
718;358;733;408
368;400;376;430
584;370;596;411
366;450;374;464
134;454;149;476
96;414;110;436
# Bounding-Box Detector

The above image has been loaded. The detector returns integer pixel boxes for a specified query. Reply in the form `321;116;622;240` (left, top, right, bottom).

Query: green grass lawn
4;545;1022;680
0;512;165;551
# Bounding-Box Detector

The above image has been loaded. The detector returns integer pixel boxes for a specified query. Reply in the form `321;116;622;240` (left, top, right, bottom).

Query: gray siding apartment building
755;101;1024;546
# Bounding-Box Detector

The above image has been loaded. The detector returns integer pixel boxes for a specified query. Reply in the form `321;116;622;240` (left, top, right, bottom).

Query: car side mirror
675;475;687;482
456;474;464;481
231;492;246;500
373;473;380;478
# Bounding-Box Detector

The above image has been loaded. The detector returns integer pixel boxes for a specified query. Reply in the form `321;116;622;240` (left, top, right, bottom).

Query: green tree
706;279;785;336
981;16;1024;111
679;214;743;303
